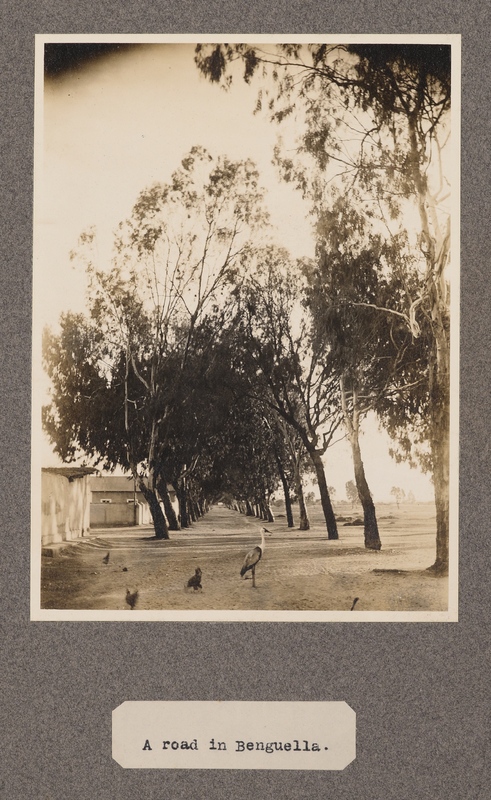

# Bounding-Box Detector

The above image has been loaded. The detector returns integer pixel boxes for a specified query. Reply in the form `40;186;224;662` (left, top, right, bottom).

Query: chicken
125;589;139;609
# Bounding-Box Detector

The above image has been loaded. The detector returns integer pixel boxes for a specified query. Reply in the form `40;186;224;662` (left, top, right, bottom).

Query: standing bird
102;552;110;565
125;589;139;610
240;527;267;588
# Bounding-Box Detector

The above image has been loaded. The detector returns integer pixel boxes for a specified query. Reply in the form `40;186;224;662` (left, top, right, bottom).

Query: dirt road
40;503;448;613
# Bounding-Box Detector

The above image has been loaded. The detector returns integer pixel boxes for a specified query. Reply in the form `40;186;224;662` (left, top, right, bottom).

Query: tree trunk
176;483;190;528
245;499;255;517
139;481;169;540
432;433;449;574
125;351;169;540
429;354;450;575
263;499;275;524
429;295;450;575
297;483;310;531
259;499;274;522
157;477;181;531
293;458;310;531
309;449;338;539
188;499;197;523
408;117;450;575
350;434;381;550
285;493;294;528
276;456;294;527
340;376;381;550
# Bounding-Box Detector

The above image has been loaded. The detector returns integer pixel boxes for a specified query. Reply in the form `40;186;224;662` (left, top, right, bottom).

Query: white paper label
112;701;355;770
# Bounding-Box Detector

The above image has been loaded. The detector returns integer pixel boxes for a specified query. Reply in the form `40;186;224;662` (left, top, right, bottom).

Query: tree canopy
195;41;452;573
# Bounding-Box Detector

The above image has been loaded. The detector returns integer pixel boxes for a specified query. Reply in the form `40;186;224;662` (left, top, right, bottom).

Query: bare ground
40;503;449;613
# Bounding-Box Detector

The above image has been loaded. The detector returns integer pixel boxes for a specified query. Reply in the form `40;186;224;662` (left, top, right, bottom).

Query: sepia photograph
32;35;459;620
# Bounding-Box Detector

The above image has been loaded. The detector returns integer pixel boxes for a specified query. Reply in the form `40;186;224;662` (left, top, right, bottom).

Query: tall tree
263;411;312;530
302;193;391;550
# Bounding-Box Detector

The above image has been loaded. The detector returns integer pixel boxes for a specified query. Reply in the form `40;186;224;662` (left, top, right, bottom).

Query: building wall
90;501;144;527
41;472;91;546
92;490;145;505
90;487;179;528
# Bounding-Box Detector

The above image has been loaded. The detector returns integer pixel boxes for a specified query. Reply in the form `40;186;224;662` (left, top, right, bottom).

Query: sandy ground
40;503;449;613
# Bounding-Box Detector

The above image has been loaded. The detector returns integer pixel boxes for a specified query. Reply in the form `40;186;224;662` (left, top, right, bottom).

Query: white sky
34;41;435;502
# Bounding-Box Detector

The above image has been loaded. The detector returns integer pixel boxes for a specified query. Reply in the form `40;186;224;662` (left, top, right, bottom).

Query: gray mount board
1;4;489;800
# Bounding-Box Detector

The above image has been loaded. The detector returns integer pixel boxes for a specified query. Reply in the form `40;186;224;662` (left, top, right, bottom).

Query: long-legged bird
240;527;267;588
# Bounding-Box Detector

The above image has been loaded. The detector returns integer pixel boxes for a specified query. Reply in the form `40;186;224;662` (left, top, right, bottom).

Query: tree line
43;43;451;574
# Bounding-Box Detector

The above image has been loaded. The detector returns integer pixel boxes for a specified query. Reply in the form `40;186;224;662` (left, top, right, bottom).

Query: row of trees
196;42;452;574
43;43;452;573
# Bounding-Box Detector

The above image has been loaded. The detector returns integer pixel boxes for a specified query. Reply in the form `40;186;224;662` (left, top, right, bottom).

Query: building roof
42;466;96;482
90;475;176;493
90;476;137;492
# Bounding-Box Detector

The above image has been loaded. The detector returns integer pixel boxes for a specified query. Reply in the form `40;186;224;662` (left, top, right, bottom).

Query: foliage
43;148;270;536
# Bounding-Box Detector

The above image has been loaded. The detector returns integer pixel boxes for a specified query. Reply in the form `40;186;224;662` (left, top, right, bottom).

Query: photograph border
31;32;460;622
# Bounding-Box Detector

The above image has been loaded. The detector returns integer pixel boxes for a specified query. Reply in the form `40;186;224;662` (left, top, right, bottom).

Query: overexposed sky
37;43;312;325
34;40;435;502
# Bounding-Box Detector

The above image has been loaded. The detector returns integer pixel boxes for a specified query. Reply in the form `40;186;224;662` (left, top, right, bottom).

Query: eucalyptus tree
281;421;312;531
232;245;342;539
305;186;438;550
196;43;453;573
43;147;269;539
261;407;312;530
303;192;395;550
